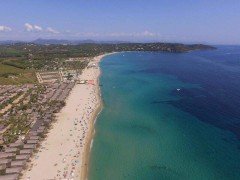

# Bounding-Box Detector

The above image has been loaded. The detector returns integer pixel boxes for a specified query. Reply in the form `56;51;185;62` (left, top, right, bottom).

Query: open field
0;63;37;85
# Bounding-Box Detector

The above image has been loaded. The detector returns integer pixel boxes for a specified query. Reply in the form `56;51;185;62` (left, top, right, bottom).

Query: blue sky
0;0;240;44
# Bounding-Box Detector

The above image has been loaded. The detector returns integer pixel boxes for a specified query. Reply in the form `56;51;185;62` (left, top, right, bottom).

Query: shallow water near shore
89;46;240;180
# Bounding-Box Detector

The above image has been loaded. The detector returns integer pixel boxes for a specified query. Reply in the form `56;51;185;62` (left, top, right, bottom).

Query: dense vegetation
0;43;215;58
0;43;215;85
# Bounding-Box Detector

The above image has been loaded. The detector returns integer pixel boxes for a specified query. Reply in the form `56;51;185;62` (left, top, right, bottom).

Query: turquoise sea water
89;46;240;180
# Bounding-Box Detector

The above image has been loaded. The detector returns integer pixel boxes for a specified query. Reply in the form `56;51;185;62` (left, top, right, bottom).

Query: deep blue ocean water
89;46;240;180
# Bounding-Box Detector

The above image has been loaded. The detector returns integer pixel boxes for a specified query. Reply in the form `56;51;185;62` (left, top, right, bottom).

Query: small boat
177;88;181;91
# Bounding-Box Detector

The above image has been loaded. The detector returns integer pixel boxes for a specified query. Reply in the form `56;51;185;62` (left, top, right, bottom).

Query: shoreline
81;52;117;180
80;61;103;180
20;52;115;180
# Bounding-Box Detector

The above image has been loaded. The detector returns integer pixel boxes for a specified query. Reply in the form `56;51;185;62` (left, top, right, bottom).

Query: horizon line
0;38;239;46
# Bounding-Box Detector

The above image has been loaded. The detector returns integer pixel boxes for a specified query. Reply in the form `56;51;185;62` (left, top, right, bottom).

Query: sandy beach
21;54;109;180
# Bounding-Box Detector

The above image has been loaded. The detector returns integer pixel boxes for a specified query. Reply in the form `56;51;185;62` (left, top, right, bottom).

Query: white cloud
74;32;99;37
24;23;43;32
34;25;42;31
24;23;33;31
68;30;157;40
109;32;128;37
139;30;156;37
109;30;157;38
46;27;59;34
0;26;12;32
